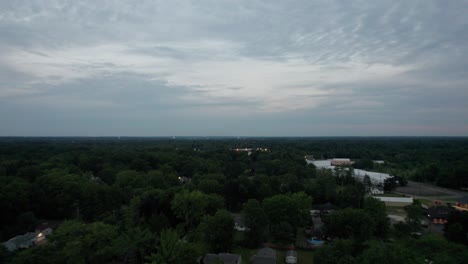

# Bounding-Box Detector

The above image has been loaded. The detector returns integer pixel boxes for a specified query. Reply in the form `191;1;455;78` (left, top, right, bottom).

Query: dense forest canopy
0;137;467;263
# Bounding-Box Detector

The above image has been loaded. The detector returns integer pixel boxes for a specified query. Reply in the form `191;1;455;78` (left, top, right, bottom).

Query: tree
305;170;337;203
262;192;312;242
411;234;468;264
197;179;223;195
405;204;423;231
444;210;468;245
363;197;389;238
242;199;268;247
337;182;366;208
8;244;58;264
114;227;156;263
445;223;466;245
314;239;357;264
0;176;32;240
353;159;374;170
357;241;423;264
33;172;88;219
171;190;208;231
362;175;372;194
45;220;123;264
323;208;375;241
289;192;313;226
383;177;398;192
147;229;199;264
199;210;234;253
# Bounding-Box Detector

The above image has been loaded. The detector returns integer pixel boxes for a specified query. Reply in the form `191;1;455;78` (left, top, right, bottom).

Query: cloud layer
1;0;467;136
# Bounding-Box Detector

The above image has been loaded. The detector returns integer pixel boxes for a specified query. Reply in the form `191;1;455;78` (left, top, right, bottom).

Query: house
371;186;384;195
2;222;57;251
330;158;354;166
203;253;242;264
2;232;37;252
251;247;276;264
311;202;337;216
35;228;53;245
285;250;297;264
454;196;468;212
231;213;249;231
427;206;453;224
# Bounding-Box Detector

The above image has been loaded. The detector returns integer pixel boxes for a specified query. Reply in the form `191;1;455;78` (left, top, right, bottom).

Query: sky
1;0;467;137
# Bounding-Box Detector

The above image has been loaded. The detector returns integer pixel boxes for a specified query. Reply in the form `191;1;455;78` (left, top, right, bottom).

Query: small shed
251;247;276;264
285;250;297;264
231;213;249;231
2;232;37;252
311;203;337;216
203;253;242;264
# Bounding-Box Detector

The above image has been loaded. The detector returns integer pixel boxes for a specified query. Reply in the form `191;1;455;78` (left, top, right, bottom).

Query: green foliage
337;181;366;208
362;197;389;238
52;221;122;263
405;204;424;231
410;235;468;264
198;210;234;253
353;159;374;170
305;170;336;203
242;199;268;247
314;239;358;264
323;208;375;241
171;190;210;231
2;138;468;263
444;210;468;245
197;179;223;194
357;241;423;264
315;236;468;264
0;176;32;240
147;229;199;264
10;220;121;264
263;192;312;242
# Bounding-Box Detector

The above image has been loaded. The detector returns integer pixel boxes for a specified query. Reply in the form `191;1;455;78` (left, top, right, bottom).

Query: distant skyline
1;1;467;136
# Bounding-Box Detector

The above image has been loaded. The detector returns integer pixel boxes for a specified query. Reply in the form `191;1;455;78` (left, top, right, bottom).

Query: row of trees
316;195;468;263
315;234;468;264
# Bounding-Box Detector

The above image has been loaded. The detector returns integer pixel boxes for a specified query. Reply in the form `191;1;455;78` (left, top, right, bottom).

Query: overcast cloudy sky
1;0;467;136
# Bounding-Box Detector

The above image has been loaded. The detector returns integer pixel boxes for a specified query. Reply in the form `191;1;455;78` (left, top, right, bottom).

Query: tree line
0;137;467;263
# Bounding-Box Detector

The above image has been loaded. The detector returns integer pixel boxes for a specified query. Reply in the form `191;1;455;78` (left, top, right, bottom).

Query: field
386;206;407;217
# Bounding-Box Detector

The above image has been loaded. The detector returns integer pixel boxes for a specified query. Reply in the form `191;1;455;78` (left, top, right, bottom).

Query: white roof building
307;159;392;185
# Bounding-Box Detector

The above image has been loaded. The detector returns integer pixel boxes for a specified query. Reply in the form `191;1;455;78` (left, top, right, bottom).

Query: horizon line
0;135;467;139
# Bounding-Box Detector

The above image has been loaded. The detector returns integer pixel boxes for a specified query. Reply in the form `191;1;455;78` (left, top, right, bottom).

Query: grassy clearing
232;247;256;264
415;199;433;207
297;250;314;264
378;192;408;197
386;206;406;216
296;228;308;248
233;247;314;264
234;230;245;244
276;250;286;264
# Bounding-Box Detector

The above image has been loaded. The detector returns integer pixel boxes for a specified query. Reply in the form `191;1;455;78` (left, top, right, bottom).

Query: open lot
395;181;466;204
